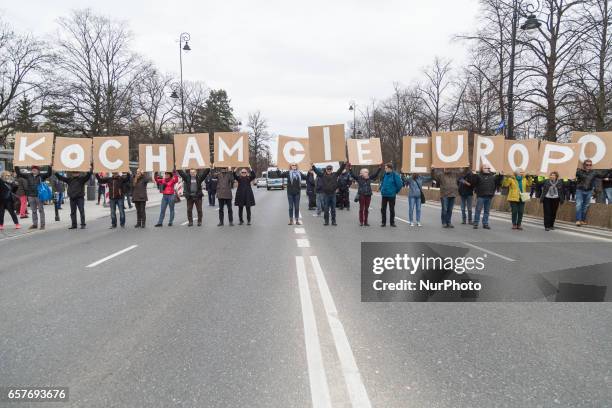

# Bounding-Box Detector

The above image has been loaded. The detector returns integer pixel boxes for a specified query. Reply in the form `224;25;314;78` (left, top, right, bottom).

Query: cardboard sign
308;124;346;163
53;137;92;172
139;144;174;172
277;135;310;171
571;131;612;169
472;135;505;172
13;133;54;166
347;138;382;166
213;132;249;167
537;142;580;179
431;131;469;168
174;133;210;169
503;139;539;175
401;136;432;173
92;136;130;173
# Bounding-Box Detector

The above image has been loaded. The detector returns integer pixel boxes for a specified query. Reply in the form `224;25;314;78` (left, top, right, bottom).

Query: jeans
109;197;125;226
575;189;592;221
186;197;203;224
322;193;336;223
604;187;612;204
316;193;324;215
440;196;455;225
157;194;175;224
408;196;421;223
134;201;146;226
125;193;132;209
381;196;396;225
27;196;45;227
55;192;64;210
510;201;525;226
218;198;233;223
473;196;492;226
208;190;216;206
307;192;316;209
542;197;560;228
287;192;300;219
0;198;19;225
460;194;473;223
358;195;372;224
70;196;85;227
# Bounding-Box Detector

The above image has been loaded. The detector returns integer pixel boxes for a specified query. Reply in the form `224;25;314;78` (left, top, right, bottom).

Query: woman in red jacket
154;171;179;227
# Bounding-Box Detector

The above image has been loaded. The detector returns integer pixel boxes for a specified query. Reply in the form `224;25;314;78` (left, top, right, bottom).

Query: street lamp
349;101;357;139
506;0;541;139
177;32;191;132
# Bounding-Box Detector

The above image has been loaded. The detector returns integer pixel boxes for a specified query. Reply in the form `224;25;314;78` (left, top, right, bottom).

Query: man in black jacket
55;169;93;229
469;165;502;229
574;160;606;225
337;168;352;210
178;168;210;226
306;170;317;210
312;162;346;226
15;165;52;230
205;172;218;207
457;170;475;225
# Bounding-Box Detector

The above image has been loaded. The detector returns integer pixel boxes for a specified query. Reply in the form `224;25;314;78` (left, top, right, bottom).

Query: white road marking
295;227;306;234
310;256;372;408
86;245;138;268
295;256;332;408
297;238;310;248
181;221;189;226
463;242;516;262
395;216;409;224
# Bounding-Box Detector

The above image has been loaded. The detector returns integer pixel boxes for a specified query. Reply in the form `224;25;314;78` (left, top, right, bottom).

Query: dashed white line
294;227;306;234
86;245;138;268
296;256;332;408
297;238;310;248
463;242;516;262
310;255;372;408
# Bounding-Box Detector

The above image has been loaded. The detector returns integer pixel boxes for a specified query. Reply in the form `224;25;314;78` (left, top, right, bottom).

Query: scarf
290;170;300;183
516;176;524;193
546;180;559;198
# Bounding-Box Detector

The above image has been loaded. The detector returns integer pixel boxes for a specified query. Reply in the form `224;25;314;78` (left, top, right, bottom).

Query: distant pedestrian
311;162;346;226
54;168;93;229
205;172;218;206
306;169;317;210
379;163;403;227
234;167;256;225
404;173;430;226
154;171;179;227
502;168;531;230
96;172;129;228
132;168;151;228
15;165;52;230
541;171;564;231
178;168;210;226
431;166;464;228
350;163;381;226
215;167;235;226
280;164;304;225
0;171;20;230
470;165;502;230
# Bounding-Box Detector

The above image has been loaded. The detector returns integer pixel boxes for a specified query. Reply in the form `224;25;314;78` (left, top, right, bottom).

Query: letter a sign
213;132;249;167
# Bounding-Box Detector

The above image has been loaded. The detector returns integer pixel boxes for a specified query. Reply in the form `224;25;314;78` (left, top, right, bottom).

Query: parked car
256;178;267;188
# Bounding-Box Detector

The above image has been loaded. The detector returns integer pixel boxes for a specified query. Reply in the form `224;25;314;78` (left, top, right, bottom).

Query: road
1;188;611;408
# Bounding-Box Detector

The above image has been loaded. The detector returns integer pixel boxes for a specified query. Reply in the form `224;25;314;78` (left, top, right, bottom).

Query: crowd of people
0;160;610;232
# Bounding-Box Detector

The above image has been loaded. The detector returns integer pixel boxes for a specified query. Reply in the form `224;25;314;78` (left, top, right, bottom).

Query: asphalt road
1;188;611;408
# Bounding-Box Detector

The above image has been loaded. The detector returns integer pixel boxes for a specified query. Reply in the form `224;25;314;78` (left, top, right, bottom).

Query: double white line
296;255;372;408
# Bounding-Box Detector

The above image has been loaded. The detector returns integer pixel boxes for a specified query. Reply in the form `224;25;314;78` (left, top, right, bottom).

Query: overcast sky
4;0;480;140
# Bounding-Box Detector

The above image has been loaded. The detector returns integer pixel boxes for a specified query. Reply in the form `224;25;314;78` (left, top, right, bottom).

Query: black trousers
135;201;146;226
307;192;316;209
381;196;396;225
208;191;216;206
238;205;252;222
70;196;86;227
542;197;560;228
338;189;350;208
0;198;19;225
218;198;233;223
187;197;203;223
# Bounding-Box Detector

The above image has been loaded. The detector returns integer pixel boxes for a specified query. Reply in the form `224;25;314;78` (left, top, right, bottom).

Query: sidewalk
0;187;164;240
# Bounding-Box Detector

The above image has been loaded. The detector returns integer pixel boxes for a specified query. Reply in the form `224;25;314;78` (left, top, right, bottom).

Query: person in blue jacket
379;163;403;227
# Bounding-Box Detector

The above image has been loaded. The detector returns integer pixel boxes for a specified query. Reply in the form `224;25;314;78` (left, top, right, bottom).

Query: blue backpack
37;182;52;201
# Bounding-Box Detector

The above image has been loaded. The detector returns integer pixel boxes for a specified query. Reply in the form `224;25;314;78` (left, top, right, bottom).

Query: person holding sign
178;168;211;227
96;172;129;228
306;169;317;211
154;172;179;227
403;173;431;227
0;171;20;230
234;168;256;225
540;171;565;231
349;163;382;226
279;164;305;225
470;165;503;230
379;163;404;227
54;168;93;229
574;160;605;226
215;167;235;226
311;162;346;226
501;169;531;230
431;167;465;228
132;169;151;228
15;165;52;230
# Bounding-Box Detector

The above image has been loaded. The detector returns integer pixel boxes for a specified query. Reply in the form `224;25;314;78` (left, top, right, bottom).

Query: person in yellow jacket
502;168;532;230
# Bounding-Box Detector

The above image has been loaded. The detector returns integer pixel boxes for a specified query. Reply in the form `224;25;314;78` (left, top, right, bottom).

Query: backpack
37;182;52;201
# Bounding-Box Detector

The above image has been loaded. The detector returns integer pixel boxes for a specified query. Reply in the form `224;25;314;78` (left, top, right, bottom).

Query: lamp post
349;101;357;138
506;0;541;139
176;32;191;132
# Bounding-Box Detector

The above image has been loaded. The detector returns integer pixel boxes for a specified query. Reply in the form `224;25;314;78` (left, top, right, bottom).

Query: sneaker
296;220;302;225
331;221;337;226
288;219;294;225
409;222;415;227
575;221;581;226
15;224;21;229
417;222;422;227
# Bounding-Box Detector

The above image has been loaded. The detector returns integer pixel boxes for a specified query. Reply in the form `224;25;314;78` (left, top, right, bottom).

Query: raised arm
312;165;323;177
198;168;211;183
371;167;382;180
249;169;256;181
334;162;347;177
54;172;70;183
177;169;188;181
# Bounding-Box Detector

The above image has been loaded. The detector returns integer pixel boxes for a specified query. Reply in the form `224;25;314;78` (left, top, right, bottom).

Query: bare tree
247;111;272;174
180;81;209;133
419;57;453;133
134;66;176;139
